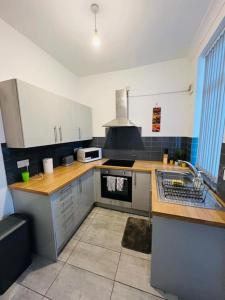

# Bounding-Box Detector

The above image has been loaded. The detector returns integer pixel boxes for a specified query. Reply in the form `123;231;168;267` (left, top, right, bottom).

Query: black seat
0;213;32;294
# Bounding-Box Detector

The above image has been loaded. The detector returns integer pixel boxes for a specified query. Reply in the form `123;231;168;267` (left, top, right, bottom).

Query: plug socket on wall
17;159;29;169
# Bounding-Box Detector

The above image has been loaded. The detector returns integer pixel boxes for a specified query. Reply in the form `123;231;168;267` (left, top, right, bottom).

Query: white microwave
77;147;102;163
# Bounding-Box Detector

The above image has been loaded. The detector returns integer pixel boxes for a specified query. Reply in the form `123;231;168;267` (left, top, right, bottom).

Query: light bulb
92;30;101;48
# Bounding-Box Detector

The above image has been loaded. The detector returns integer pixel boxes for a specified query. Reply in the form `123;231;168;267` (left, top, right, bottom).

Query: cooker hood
103;88;136;127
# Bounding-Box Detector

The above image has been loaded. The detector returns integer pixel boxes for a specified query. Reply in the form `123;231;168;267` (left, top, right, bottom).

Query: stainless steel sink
156;170;224;210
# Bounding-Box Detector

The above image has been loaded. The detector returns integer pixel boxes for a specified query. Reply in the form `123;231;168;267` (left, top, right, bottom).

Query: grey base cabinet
132;172;151;212
75;169;94;223
95;169;151;214
12;170;94;261
151;215;225;300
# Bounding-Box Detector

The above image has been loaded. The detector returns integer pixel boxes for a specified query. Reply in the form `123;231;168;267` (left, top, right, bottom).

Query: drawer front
53;185;74;217
54;211;75;250
58;200;74;218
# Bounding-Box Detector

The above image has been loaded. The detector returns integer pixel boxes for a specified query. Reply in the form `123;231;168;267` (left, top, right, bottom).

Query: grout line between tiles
121;249;151;261
110;246;122;299
59;238;80;263
114;280;167;300
78;236;122;253
43;261;66;297
65;262;115;282
74;239;122;254
17;283;47;298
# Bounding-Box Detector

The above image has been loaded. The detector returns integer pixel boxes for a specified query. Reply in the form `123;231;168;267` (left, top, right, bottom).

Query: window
196;23;225;183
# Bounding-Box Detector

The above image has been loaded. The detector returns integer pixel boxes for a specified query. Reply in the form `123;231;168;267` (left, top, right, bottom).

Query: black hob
103;159;135;167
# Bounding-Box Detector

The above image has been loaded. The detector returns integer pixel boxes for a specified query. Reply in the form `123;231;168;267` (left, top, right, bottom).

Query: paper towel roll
43;158;53;174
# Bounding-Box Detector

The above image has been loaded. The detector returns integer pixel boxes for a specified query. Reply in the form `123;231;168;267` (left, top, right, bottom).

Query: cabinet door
57;98;79;143
85;169;94;209
52;184;75;251
72;179;83;227
18;80;59;147
78;170;94;218
73;102;92;141
132;172;151;212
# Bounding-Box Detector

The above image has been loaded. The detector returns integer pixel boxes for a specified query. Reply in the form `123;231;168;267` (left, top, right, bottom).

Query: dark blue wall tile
1;140;91;184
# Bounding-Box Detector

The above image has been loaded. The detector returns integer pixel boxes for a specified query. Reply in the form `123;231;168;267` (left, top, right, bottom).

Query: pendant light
90;3;101;48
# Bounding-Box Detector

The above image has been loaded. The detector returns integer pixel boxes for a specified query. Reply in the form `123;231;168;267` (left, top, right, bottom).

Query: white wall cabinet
73;102;93;141
0;79;92;148
57;97;79;144
132;172;151;212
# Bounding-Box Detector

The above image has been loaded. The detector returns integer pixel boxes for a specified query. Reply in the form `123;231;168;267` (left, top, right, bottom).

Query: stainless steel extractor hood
103;88;136;127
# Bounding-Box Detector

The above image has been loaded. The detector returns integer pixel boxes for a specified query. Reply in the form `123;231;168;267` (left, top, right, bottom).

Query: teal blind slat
196;29;225;182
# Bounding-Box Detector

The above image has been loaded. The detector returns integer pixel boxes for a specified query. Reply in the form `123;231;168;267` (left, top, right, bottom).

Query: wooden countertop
9;159;225;228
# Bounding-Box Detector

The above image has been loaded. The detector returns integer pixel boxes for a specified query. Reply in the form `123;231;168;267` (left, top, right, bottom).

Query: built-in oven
101;169;132;202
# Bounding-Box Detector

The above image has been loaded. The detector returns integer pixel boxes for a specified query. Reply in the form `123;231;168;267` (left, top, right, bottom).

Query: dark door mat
122;217;151;254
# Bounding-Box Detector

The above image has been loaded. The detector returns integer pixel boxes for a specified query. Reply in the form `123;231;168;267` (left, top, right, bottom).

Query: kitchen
0;1;224;300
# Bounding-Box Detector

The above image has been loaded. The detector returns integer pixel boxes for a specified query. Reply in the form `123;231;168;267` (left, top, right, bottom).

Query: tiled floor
0;207;178;300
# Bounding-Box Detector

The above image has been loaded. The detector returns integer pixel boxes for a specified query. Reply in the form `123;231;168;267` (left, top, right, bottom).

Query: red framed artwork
152;106;161;132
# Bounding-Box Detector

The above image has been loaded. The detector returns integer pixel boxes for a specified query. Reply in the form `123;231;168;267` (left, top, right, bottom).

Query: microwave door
85;150;100;160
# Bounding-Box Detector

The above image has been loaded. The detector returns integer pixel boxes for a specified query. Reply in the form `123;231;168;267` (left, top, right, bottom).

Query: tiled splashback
217;143;225;202
89;127;193;162
2;128;194;184
1;140;90;184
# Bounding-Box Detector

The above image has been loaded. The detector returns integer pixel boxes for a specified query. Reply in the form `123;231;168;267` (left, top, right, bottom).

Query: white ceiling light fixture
90;3;101;48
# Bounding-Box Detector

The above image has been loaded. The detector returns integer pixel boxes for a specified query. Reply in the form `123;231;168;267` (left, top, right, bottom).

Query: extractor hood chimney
103;88;136;127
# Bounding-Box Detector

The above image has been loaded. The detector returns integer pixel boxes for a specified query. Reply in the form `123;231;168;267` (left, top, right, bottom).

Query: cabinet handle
54;126;58;143
60;185;72;194
59;126;63;142
134;173;137;186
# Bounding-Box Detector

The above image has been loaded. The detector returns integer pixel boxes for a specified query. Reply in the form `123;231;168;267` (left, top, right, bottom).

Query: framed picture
152;106;161;132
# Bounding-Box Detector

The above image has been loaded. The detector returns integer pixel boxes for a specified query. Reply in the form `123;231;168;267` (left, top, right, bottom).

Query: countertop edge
9;160;225;227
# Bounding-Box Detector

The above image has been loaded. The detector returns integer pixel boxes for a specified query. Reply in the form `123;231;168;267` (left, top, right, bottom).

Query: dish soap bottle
163;148;168;164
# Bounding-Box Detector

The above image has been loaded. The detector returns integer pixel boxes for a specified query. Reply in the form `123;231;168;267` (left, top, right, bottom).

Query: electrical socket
17;159;29;169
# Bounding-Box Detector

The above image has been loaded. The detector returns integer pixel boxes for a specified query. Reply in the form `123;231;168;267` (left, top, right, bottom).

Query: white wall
0;18;80;220
79;58;193;137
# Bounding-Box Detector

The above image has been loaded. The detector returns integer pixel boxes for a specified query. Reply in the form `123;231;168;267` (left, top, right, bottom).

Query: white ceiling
0;0;212;76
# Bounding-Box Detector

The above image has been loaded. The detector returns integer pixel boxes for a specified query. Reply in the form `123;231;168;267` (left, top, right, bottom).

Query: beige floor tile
46;264;113;300
115;254;163;297
91;214;126;233
95;207;130;219
0;283;43;300
58;239;78;262
83;215;95;225
71;222;90;240
111;282;162;300
87;208;98;218
17;256;63;295
81;224;123;252
68;241;120;279
121;247;150;260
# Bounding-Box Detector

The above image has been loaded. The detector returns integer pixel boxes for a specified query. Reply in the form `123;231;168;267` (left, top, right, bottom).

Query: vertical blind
196;28;225;183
